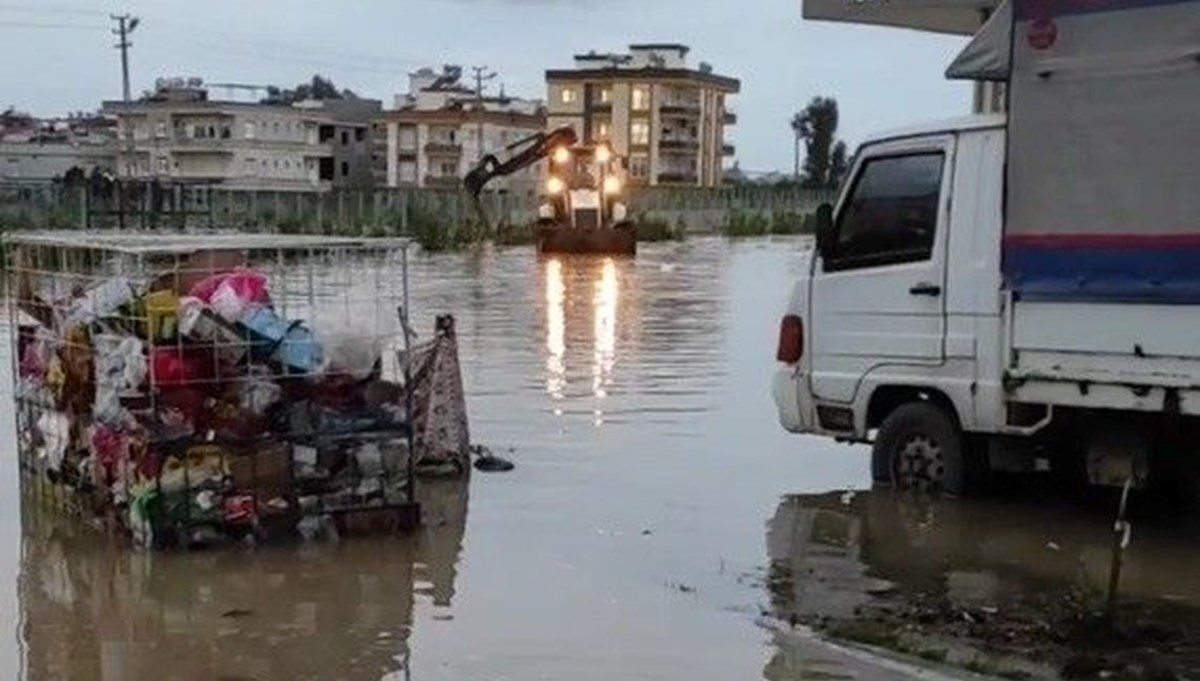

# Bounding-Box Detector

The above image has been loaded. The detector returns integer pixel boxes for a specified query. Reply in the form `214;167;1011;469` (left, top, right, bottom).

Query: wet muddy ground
2;236;1199;680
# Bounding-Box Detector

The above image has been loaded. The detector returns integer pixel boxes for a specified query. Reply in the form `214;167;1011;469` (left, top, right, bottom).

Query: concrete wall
0;143;115;182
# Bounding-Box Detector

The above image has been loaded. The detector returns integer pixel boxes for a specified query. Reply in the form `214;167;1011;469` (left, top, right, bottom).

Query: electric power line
0;3;107;17
0;19;105;29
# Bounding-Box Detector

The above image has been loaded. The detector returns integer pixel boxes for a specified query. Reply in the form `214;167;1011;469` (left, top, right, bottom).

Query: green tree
792;97;847;189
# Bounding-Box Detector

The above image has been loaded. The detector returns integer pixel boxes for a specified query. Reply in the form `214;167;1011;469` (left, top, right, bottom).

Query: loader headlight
546;176;566;195
603;175;622;196
595;144;611;164
552;147;571;165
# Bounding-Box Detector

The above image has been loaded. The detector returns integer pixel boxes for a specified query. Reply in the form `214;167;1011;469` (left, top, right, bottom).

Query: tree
789;112;804;181
829;140;849;189
263;75;358;105
792;97;847;189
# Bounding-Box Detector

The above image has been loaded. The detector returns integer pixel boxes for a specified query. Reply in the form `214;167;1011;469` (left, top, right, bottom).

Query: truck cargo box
1004;0;1200;303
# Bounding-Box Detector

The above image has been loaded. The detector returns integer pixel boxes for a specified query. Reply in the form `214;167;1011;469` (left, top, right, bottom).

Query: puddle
764;487;1200;678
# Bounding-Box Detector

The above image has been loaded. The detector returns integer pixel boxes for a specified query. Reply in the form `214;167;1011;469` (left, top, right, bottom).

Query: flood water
4;236;1200;680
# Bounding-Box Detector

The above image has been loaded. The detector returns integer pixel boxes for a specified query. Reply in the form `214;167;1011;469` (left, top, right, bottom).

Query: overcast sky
0;0;970;171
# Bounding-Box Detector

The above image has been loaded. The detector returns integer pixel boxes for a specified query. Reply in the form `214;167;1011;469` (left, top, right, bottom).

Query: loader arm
463;126;578;229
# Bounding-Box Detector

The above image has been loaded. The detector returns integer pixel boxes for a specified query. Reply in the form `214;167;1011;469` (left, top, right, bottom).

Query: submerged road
4;237;1198;680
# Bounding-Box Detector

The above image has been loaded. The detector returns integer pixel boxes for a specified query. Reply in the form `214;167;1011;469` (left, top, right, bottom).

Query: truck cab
773;115;1007;494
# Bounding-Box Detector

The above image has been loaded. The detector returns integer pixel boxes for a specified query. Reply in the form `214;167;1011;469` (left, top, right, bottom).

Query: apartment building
102;79;380;191
374;66;546;190
545;44;739;188
0;111;116;182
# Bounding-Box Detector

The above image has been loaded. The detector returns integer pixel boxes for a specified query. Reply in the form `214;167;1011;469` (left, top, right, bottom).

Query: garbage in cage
5;231;472;549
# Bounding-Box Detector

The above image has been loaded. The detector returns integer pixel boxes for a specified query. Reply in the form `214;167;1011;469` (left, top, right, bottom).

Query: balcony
659;101;701;115
722;110;737;125
657;172;698;185
424;175;461;189
424;142;462;155
397;147;418;159
722;143;736;156
659;138;700;152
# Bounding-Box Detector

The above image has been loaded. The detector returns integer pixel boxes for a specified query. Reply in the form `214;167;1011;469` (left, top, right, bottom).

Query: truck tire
872;402;979;496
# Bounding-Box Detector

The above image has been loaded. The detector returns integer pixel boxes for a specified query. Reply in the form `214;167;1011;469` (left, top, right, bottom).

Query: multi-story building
0;111;116;182
102;78;380;190
374;66;546;190
545;44;739;188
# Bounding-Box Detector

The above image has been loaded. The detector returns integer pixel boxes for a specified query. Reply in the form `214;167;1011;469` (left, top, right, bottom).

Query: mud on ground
761;487;1200;680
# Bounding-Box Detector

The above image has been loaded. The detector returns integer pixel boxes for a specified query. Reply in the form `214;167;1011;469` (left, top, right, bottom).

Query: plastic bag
189;269;270;323
36;411;71;472
238;368;282;416
61;277;136;328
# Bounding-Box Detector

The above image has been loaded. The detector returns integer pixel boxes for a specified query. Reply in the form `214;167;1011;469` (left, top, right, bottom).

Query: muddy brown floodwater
2;236;1200;680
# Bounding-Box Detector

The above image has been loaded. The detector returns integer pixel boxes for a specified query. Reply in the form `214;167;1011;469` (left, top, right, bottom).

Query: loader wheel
873;402;978;496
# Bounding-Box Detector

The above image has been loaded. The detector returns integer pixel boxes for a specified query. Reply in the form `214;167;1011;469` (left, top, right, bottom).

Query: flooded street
3;236;1200;680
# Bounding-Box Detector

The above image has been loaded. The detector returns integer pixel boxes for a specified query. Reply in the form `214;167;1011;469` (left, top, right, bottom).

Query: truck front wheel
873;402;978;496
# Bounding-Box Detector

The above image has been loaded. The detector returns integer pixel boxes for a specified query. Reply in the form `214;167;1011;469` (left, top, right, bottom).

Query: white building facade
103;81;380;190
375;67;547;190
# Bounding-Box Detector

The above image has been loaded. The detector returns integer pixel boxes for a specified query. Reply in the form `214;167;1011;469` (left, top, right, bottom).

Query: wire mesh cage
6;231;464;549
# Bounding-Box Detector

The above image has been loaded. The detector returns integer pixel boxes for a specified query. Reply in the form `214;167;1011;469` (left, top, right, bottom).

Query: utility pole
470;66;497;164
110;14;140;102
111;14;140;221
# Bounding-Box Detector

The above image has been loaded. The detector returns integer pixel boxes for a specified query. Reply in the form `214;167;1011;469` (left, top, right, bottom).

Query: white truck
773;0;1200;495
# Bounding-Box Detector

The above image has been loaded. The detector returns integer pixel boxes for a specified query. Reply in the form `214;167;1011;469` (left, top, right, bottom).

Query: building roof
573;52;633;63
801;0;997;35
545;68;740;93
628;43;691;54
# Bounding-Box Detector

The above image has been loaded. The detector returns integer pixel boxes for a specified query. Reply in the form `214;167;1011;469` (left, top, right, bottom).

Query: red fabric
188;269;271;306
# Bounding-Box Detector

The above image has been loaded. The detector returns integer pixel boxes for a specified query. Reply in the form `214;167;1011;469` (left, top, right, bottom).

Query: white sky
0;0;971;171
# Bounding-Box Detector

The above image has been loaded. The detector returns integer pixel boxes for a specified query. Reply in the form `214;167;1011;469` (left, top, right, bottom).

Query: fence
0;182;836;239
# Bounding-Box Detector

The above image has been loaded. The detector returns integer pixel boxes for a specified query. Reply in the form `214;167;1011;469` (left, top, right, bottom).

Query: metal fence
0;183;836;237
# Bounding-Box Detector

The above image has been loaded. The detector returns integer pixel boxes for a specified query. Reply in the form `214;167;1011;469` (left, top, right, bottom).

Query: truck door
809;136;954;404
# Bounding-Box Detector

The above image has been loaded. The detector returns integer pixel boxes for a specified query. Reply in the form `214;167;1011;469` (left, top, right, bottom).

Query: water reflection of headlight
545;259;566;401
592;258;617;401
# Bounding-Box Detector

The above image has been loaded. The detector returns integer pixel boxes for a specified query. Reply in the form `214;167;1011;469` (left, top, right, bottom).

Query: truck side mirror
814;203;835;258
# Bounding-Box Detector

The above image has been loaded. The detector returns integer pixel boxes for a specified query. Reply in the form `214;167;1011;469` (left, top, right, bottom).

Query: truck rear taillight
777;315;804;364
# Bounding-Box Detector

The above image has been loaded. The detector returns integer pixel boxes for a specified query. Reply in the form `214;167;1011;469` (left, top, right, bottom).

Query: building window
439;161;457;176
399;161;417;183
221;125;231;139
273;121;280;134
341;130;349;145
599;87;612;104
154;122;167;138
156;157;168;173
595;120;611;141
630;120;650;146
629;153;649;179
355;128;365;143
560;87;578;105
341;161;349;177
245;122;256;139
632;86;650;112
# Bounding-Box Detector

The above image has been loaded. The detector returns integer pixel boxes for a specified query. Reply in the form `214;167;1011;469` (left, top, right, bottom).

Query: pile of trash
12;243;468;549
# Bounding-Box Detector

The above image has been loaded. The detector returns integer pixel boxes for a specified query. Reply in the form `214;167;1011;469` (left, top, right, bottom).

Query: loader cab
539;143;629;230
